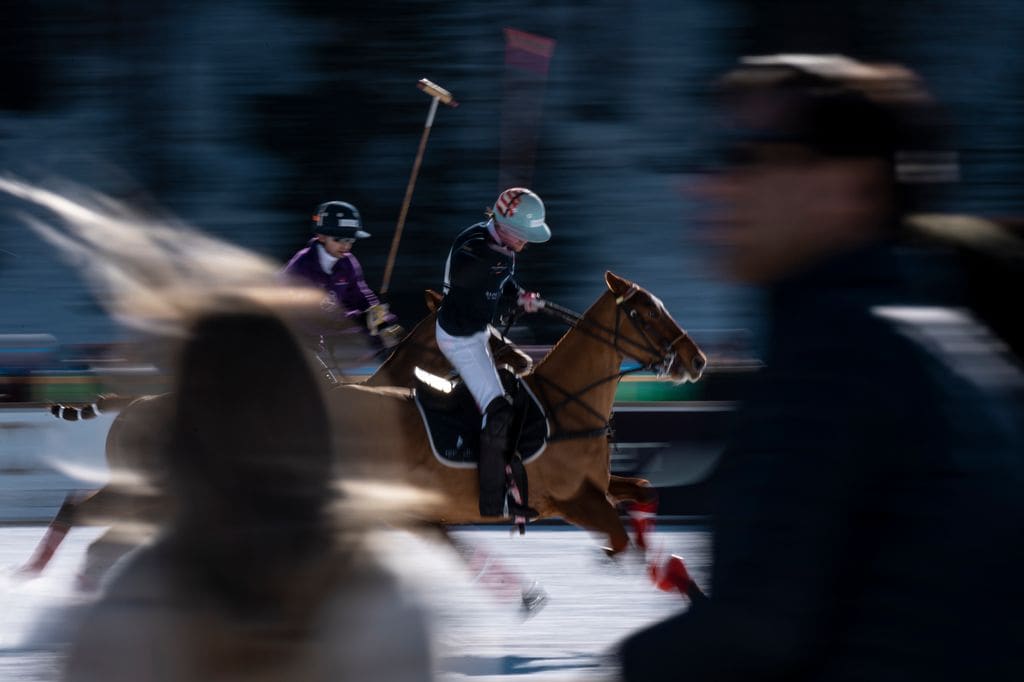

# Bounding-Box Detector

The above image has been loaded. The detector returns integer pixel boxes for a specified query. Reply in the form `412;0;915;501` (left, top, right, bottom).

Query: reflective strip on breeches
435;322;504;412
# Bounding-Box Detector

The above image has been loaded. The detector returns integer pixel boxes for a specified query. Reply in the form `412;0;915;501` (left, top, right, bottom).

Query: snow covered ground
1;525;710;681
1;408;711;681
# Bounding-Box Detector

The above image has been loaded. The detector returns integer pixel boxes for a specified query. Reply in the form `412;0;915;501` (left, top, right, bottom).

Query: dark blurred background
2;0;1022;348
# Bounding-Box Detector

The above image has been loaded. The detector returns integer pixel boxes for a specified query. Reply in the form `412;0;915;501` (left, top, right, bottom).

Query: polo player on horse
435;187;550;521
281;200;404;375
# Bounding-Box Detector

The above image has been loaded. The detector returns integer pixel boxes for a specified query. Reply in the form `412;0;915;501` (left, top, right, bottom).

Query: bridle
542;285;690;377
389;288;691;442
532;286;692;442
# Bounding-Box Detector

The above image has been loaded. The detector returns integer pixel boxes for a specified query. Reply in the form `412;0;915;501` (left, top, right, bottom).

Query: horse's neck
528;295;623;428
366;313;438;387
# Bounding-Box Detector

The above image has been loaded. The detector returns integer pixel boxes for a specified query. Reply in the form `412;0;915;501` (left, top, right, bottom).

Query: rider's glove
516;291;544;313
366;303;391;335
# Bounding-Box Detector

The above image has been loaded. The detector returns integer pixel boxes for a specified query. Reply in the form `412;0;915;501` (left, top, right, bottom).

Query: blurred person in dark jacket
905;212;1024;362
282;200;403;365
618;55;1024;682
65;301;434;682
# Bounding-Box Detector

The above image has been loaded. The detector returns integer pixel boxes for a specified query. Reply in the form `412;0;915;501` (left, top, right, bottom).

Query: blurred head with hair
166;300;334;559
703;54;956;284
66;298;438;681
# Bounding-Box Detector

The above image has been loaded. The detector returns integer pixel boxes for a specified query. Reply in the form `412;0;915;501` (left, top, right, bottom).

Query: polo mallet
380;78;458;294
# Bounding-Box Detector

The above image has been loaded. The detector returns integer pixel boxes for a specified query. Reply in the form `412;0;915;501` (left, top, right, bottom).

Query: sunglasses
327;236;357;245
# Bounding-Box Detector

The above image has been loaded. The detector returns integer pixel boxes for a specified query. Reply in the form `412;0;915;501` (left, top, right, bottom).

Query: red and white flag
504;28;556;76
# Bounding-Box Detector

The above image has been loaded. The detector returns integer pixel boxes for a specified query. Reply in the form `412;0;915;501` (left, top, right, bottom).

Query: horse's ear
424;289;443;312
605;271;632;295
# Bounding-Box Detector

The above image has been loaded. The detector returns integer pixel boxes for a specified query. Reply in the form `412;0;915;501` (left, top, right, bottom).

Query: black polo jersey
437;221;521;336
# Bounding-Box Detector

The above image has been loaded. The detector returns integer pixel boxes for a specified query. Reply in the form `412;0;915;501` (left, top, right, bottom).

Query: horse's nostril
692;355;706;373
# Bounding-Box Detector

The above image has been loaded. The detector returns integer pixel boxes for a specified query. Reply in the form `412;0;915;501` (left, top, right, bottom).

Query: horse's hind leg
551;479;630;556
608;475;659;551
19;490;94;575
74;490;168;591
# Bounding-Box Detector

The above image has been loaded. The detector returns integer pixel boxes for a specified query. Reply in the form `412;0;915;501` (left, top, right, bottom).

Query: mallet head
417;78;458;107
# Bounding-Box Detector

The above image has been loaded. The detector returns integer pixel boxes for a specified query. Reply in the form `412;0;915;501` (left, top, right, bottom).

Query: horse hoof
601;544;631;559
595;545;646;576
595;546;626;572
520;582;548;617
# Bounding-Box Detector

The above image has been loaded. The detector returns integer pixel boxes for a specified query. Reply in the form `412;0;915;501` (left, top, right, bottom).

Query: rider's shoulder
287;240;319;264
450;223;492;252
455;222;491;237
283;245;317;274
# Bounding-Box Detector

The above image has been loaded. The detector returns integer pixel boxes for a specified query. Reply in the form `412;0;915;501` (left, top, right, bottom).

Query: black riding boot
478;396;514;517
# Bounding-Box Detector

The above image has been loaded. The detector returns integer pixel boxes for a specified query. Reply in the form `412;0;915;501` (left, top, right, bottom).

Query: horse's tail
50;394;138;421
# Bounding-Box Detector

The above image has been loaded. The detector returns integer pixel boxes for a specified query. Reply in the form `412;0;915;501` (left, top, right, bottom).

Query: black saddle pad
413;368;548;468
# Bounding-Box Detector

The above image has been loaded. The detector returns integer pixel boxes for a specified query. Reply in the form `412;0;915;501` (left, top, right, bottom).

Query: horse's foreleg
607;475;659;552
434;525;548;615
551;480;630;556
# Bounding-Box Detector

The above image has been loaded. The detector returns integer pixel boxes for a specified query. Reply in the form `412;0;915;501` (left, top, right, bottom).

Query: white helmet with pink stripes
491;187;551;243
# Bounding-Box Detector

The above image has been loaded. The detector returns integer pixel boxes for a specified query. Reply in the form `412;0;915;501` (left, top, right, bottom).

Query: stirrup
504;495;538;536
503;467;536;534
504;497;538;520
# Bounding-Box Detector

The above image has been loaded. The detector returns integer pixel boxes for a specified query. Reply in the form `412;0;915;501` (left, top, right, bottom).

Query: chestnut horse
330;271;706;555
23;294;530;582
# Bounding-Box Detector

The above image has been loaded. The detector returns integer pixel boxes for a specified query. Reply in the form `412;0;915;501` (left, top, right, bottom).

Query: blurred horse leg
607;475;655;503
550;479;630;556
73;485;169;591
607;475;659;551
432;524;548;615
19;490;94;575
75;525;145;591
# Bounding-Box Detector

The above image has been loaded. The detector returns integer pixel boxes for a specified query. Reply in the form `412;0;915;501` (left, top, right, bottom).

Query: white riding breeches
435;322;504;412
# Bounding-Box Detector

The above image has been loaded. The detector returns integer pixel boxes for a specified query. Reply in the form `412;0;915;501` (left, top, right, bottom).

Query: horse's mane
0;176;323;336
532;289;614;374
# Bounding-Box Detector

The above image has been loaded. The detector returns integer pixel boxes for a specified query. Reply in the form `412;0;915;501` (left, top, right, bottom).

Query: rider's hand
517;291;544;313
366;303;391;334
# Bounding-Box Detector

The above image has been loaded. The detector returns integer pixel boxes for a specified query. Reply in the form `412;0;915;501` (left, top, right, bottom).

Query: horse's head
604;272;707;383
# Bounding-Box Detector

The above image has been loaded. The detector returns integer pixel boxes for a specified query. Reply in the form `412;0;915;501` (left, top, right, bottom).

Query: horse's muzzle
691;354;707;377
666;352;706;384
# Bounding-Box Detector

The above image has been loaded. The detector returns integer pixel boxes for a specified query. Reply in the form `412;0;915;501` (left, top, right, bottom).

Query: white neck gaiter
316;242;340;274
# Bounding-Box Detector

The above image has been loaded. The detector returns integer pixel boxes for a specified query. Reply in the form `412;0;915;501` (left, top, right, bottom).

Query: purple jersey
281;239;390;343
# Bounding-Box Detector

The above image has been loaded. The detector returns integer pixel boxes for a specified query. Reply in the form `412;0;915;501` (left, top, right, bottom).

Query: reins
531;290;682;443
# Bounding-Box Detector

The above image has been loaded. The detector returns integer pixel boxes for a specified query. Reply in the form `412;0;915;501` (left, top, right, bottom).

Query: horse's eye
629;309;637;318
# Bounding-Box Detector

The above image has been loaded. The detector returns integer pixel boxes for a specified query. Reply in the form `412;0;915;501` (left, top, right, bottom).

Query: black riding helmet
311;201;371;239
